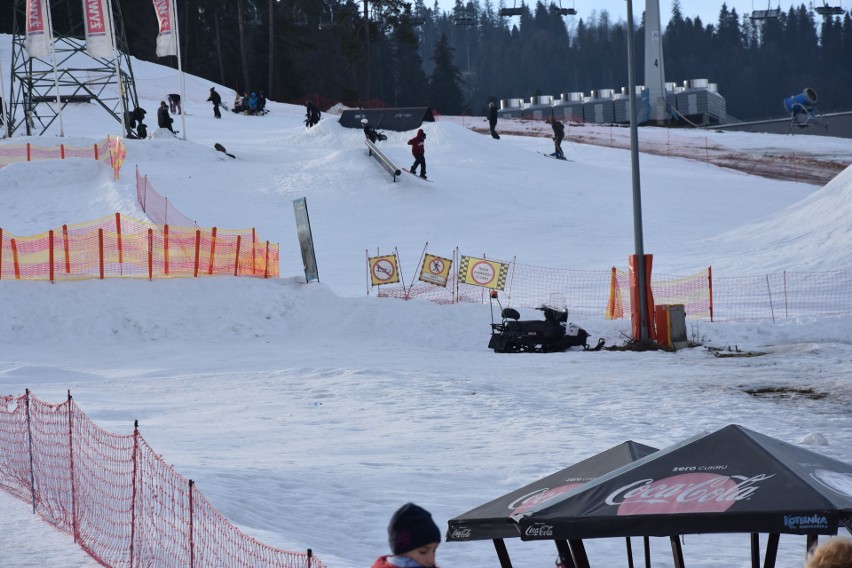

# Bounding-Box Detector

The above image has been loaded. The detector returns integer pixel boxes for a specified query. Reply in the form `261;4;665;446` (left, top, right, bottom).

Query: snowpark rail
0;390;326;568
365;139;402;181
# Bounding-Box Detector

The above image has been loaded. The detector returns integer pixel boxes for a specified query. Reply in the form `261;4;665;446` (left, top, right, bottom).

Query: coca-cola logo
524;523;554;537
450;527;472;539
509;483;582;515
606;473;775;515
810;469;852;497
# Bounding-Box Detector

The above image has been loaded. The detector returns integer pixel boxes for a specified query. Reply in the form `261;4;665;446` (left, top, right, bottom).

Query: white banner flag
25;0;53;58
82;0;115;58
152;0;177;57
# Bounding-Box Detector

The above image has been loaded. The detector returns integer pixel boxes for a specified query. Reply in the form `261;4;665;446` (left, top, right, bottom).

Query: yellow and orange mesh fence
0;213;279;281
0;135;126;180
379;255;852;322
0;391;326;568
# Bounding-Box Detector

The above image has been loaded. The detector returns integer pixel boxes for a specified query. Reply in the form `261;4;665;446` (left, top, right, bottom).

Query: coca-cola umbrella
513;424;852;568
446;441;658;568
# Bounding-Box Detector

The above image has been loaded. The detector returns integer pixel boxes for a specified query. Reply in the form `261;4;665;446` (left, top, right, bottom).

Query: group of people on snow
232;91;268;115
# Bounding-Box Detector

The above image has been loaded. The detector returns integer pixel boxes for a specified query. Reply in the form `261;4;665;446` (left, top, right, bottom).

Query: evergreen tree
427;33;467;114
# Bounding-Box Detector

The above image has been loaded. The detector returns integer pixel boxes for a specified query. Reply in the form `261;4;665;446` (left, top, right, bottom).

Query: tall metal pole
172;0;187;140
626;0;650;341
364;0;370;102
0;56;9;138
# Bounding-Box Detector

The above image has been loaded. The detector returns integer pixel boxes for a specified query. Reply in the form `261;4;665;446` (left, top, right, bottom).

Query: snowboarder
157;101;175;133
407;129;427;179
207;87;222;119
214;143;236;159
361;118;386;143
488;101;500;139
305;100;321;128
547;116;565;159
371;503;441;568
167;93;181;114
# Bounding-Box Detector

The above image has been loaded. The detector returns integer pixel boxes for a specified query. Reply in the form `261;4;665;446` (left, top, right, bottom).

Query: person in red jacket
407;129;427;179
371;503;441;568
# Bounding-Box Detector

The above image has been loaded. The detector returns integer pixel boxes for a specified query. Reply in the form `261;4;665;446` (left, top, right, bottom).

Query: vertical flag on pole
82;0;115;58
152;0;178;57
25;0;53;58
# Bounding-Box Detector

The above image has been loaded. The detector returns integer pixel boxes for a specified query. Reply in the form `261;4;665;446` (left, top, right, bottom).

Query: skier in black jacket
157;101;174;133
548;116;565;159
207;87;222;119
488;101;500;139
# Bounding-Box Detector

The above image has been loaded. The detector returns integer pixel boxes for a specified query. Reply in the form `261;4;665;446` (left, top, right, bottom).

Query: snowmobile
488;293;604;353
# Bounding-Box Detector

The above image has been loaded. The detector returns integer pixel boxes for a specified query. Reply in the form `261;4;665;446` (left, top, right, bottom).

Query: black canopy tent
447;441;658;568
513;425;852;568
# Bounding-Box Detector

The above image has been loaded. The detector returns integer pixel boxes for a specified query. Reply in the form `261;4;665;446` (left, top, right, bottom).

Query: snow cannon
784;88;818;115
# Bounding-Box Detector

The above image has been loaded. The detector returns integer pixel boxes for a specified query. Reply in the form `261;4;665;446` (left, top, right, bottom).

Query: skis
537;151;573;162
402;168;433;182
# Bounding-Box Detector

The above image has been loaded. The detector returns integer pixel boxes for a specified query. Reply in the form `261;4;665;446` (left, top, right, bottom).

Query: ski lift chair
814;0;845;15
750;0;781;19
453;11;476;25
554;0;577;16
500;1;524;17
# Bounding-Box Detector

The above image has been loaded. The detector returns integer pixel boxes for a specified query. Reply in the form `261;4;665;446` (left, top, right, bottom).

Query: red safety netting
0;392;327;568
0;136;126;180
0;214;279;281
136;166;198;228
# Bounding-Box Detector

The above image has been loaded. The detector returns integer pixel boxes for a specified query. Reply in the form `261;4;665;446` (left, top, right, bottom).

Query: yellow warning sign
459;256;509;290
368;254;400;286
419;253;452;287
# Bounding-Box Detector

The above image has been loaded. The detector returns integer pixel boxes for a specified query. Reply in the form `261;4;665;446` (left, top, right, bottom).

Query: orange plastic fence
0;391;326;568
136;166;198;228
0;136;126;180
0;213;279;281
378;258;852;322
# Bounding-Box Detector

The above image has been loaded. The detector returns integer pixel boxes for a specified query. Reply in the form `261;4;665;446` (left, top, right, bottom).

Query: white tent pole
0;53;10;138
107;0;128;136
44;1;65;137
173;0;187;140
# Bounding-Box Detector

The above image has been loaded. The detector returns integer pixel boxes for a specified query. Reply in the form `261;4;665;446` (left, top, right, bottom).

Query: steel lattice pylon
7;0;140;137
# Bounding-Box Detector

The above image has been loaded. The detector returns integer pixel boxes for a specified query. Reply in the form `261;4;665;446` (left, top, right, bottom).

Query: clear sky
433;0;806;29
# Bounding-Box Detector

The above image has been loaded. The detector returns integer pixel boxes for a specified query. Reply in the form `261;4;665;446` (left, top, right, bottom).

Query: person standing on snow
305;100;321;128
547;116;565;159
407;128;427;179
487;101;500;139
157;101;175;133
207;87;222;119
167;93;181;114
371;503;441;568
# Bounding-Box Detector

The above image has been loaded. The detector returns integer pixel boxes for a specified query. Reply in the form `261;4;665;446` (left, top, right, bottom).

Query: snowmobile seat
502;308;520;320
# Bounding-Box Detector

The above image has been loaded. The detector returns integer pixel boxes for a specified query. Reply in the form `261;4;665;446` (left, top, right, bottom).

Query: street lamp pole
625;0;650;342
364;0;371;102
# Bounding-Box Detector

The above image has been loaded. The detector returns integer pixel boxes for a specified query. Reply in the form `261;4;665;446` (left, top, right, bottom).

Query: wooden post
264;240;270;278
93;143;98;161
193;230;201;277
63;225;70;273
0;227;4;280
147;229;153;281
67;391;76;542
98;229;104;279
49;230;54;282
164;225;170;275
251;228;256;275
130;420;139;568
26;143;31;161
189;479;195;568
234;235;241;276
207;227;217;275
708;265;714;322
115;213;123;267
60;144;65;159
12;238;20;279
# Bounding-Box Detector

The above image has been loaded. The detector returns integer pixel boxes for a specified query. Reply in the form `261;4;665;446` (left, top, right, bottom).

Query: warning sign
419;253;452;287
369;254;400;286
459;255;509;290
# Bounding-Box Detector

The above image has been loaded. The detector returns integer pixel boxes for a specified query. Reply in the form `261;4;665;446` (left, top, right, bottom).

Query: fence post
63;225;70;274
165;197;168;226
708;266;714;322
766;273;776;324
115;213;123;270
27;143;31;161
207;227;217;275
264;240;270;278
130;420;139;568
67;390;77;543
49;230;54;282
93;143;98;161
251;228;256;275
0;227;3;280
60;144;65;160
143;175;148;212
11;238;20;279
99;229;105;279
193;230;201;277
783;271;788;318
234;235;241;276
164;225;170;276
25;389;36;513
147;229;153;281
308;548;313;568
189;479;195;568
